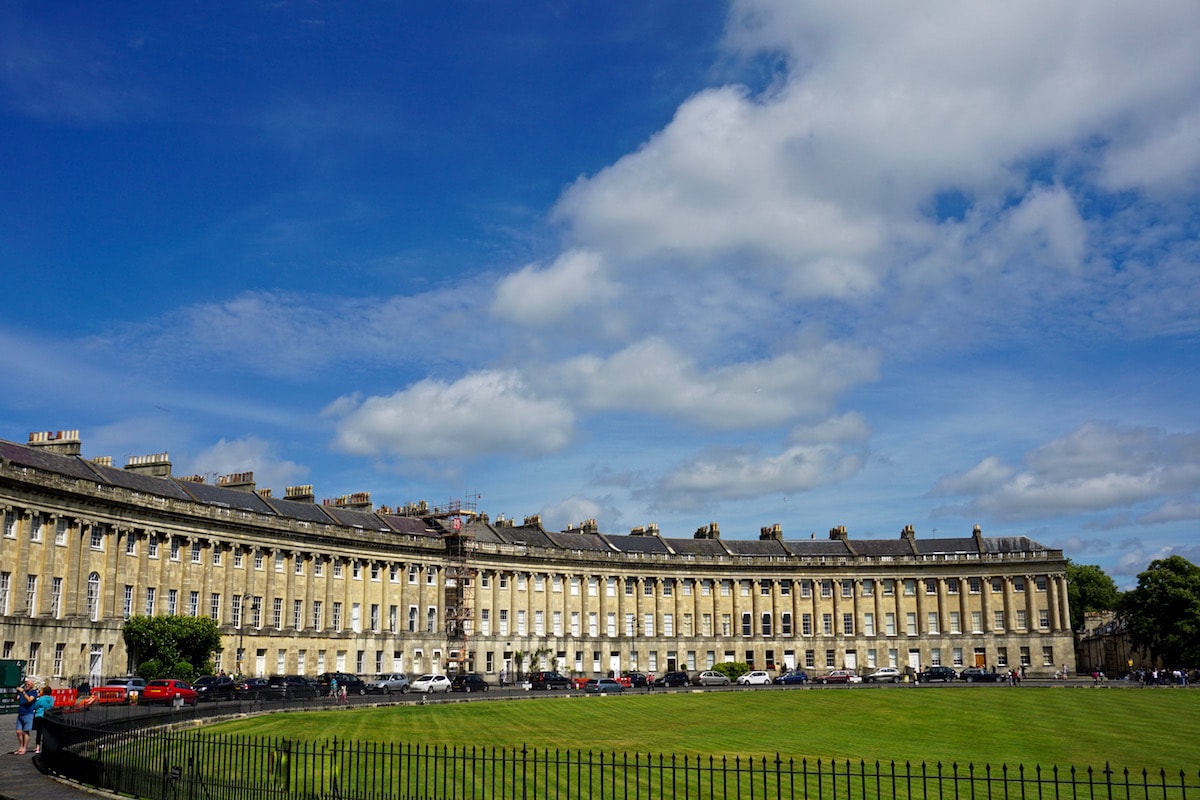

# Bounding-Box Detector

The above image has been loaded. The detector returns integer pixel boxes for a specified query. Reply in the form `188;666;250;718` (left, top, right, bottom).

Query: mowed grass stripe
205;688;1200;770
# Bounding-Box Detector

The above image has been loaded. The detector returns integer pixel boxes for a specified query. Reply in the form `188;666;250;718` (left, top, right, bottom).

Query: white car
736;670;772;685
411;674;452;693
866;667;902;683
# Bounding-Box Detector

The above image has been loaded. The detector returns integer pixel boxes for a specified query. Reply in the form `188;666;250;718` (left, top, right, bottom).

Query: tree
123;616;222;681
1118;555;1200;667
1065;560;1121;631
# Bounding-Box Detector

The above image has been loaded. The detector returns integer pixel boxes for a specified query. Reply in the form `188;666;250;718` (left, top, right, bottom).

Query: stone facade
0;431;1074;686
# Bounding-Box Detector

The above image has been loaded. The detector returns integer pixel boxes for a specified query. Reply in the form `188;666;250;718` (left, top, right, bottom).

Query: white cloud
185;436;308;493
653;441;867;510
932;422;1200;521
328;370;575;461
554;338;879;429
491;249;617;326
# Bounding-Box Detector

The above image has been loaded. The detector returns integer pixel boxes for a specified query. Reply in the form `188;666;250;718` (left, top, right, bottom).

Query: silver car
692;670;731;686
367;673;410;694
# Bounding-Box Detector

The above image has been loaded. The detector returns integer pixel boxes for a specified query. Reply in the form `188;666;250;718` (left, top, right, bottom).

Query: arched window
86;572;101;621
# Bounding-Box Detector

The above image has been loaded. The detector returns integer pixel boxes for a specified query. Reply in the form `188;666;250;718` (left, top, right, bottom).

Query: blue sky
2;1;1198;587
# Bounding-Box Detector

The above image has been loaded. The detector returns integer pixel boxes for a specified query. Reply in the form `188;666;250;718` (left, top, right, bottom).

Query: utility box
0;660;27;715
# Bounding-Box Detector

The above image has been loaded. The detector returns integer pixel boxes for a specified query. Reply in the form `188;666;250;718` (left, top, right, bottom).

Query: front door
908;649;921;672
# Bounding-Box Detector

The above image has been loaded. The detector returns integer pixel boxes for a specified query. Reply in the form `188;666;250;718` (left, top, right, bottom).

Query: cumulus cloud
327;370;575;461
932;422;1200;521
553;338;880;429
185;436;308;494
491;249;618;326
652;440;867;510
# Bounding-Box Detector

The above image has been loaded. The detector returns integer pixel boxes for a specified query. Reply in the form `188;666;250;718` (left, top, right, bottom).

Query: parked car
814;670;858;684
236;677;280;700
528;671;572;690
450;674;490;692
619;671;650;688
584;678;626;693
268;674;320;699
736;670;772;686
95;677;148;703
653;671;691;687
959;667;1007;683
774;670;810;685
865;667;902;683
692;670;731;686
917;666;958;683
141;679;198;706
411;674;452;693
193;674;237;701
318;672;368;696
367;673;411;694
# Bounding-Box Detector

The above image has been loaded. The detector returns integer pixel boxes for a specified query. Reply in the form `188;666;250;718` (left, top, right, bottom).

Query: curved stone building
0;430;1074;685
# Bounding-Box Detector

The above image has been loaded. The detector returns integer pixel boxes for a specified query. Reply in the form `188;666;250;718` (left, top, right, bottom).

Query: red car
141;679;198;706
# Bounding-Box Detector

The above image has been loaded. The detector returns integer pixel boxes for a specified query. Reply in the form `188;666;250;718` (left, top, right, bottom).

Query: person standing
32;685;55;754
13;680;37;754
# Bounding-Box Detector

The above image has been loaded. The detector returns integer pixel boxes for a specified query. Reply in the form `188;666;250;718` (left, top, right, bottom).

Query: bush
712;662;751;681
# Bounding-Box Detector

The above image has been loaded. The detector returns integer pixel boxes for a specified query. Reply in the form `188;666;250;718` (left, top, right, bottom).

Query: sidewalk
0;750;104;800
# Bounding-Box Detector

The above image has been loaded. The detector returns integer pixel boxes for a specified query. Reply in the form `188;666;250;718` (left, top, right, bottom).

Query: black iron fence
39;712;1200;800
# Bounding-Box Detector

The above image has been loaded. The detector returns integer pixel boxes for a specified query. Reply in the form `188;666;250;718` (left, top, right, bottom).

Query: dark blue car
774;670;810;685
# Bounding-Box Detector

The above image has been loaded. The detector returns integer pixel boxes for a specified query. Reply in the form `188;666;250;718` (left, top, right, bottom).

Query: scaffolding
438;496;479;674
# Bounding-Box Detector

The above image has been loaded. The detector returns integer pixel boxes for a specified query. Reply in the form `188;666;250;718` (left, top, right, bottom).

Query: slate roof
175;478;276;513
603;534;671;554
0;439;123;483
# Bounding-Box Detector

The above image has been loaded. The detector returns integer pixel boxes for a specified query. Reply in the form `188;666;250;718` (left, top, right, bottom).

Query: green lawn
203;687;1200;771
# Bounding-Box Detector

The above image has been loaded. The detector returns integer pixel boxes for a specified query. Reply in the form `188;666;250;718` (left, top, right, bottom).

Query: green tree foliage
712;661;750;681
1065;560;1121;631
1118;555;1200;667
123;615;222;681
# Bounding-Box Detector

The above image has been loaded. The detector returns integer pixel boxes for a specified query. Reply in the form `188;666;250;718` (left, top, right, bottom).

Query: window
861;579;874;597
607;577;616;596
295;557;305;575
480;609;491;636
800;580;812;598
408;565;419;584
720;580;731;596
230;546;240;567
947;578;959;595
273;598;283;630
50;578;62;618
29;515;43;542
758;580;770;596
825;650;836;668
408;606;418;633
353;562;363;580
389;605;398;633
993;610;1005;631
332;560;344;578
885;612;896;636
210;593;221;622
517;610;527;635
969;577;982;594
1013;577;1025;593
822;613;833;635
997;647;1008;667
1019;647;1031;667
842;580;854;598
664;613;675;637
293;599;303;629
624;613;634;637
930;648;942;666
25;576;36;617
312;600;323;630
665;579;675;597
742;613;753;636
863;612;875;636
126;535;137;556
801;613;812;636
683;580;694;596
212;548;222;566
643;613;654;637
2;511;14;538
906;612;917;636
145;587;156;615
552;575;562;592
167;588;177;615
499;574;509;590
250;597;263;628
781;612;793;636
604;612;614;637
332;602;343;631
1039;609;1050;629
274;552;284;572
820;580;833;598
721;614;731;636
702;579;713;596
534;575;545;592
90;525;104;550
535;610;545;636
1036;576;1048;592
949;611;961;634
192;542;202;563
903;579;916;596
254;550;264;570
1016;609;1027;630
842;613;854;635
389;564;400;582
952;647;964;667
883;579;895;596
123;585;134;619
53;643;65;677
991;578;1003;593
370;604;380;632
370;563;381;581
1042;646;1054;666
170;539;181;561
702;613;712;636
498;609;510;636
647;580;657;596
516;574;527;591
927;611;939;633
27;642;39;675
